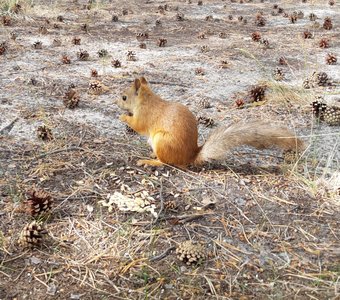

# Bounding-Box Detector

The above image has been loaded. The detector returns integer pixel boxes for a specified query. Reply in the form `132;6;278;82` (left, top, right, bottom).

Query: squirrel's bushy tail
194;121;305;165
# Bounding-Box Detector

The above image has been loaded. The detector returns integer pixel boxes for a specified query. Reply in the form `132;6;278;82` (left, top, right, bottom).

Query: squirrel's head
117;77;148;113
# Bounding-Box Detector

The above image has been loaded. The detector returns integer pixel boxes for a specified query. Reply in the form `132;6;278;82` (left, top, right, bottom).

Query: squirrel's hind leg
137;159;164;167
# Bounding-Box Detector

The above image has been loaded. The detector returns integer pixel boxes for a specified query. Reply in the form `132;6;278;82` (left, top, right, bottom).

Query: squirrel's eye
122;95;127;101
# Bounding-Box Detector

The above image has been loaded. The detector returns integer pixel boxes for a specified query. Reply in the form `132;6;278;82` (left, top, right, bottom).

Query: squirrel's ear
140;77;148;85
134;78;141;93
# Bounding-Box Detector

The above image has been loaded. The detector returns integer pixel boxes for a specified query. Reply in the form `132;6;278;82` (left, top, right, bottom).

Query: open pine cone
88;80;109;95
313;72;331;87
136;32;149;42
37;125;53;141
198;115;214;127
311;100;340;126
19;221;47;249
157;38;167;47
112;59;122;68
176;241;207;265
0;42;8;55
197;98;211;109
64;88;80;108
77;49;89;61
255;13;266;26
319;38;330;48
249;85;266;102
273;68;285;81
251;31;261;42
323;17;333;30
326;53;337;65
323;107;340;126
126;51;136;61
25;189;53;217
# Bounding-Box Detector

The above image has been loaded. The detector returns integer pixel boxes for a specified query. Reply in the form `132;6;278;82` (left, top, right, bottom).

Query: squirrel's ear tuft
140;77;148;85
134;78;141;92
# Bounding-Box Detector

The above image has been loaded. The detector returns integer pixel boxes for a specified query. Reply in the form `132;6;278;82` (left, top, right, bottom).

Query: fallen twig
0;118;19;135
149;246;175;262
32;147;86;160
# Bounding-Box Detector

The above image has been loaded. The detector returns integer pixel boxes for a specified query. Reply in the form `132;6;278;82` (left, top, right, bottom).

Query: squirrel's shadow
189;159;284;175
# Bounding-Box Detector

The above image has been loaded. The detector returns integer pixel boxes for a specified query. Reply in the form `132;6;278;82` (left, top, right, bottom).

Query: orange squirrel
117;77;304;168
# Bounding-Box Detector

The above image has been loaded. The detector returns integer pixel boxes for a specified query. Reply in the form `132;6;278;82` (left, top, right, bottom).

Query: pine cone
77;49;89;61
112;59;121;68
200;45;209;53
220;60;229;69
176;12;185;21
88;80;109;95
112;15;119;22
157;38;167;47
72;37;81;45
303;30;313;39
11;3;22;14
176;241;206;265
250;85;266;102
323;17;332;30
302;78;312;89
311;100;340;126
98;49;108;58
19;221;47;249
0;42;8;55
61;54;71;64
309;13;317;21
198;115;214;127
197;98;211;109
33;41;43;49
91;69;98;77
37;125;53;141
57;15;64;22
279;56;287;65
63;88;80;108
260;38;270;48
126;51;136;61
81;23;89;32
273;68;285;81
311;99;327;118
235;99;245;108
52;38;62;47
25;189;53;217
38;26;48;34
329;0;335;5
2;16;11;26
139;42;146;49
313;72;330;86
255;13;266;26
10;31;17;40
326;53;337;65
219;32;227;39
251;31;261;42
136;32;149;42
323;106;340;126
195;68;205;75
289;14;297;23
319;38;330;48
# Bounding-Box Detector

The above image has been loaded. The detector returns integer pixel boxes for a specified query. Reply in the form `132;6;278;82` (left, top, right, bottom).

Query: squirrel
117;77;305;168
